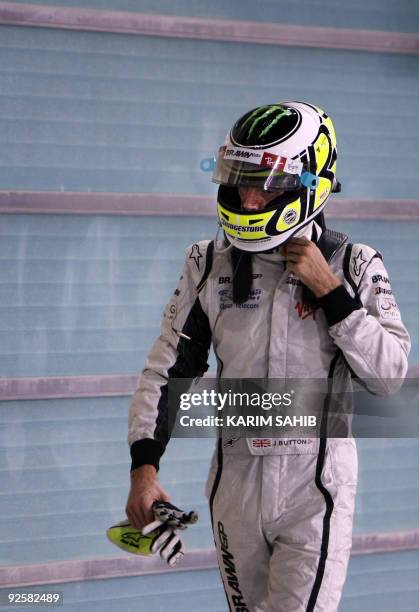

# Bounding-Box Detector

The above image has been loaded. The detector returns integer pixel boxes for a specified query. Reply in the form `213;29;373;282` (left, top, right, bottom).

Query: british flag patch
251;438;272;448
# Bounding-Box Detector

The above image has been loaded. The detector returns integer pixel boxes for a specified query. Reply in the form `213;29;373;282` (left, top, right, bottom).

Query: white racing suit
128;225;410;612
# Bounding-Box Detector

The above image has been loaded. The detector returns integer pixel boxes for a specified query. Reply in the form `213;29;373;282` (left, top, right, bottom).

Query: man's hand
125;465;170;530
282;237;341;298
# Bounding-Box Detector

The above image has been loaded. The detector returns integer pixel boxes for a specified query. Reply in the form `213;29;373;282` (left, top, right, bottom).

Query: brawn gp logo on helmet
220;145;303;175
223;147;262;161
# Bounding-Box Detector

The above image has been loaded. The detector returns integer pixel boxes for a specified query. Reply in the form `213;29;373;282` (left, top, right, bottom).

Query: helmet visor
212;146;303;191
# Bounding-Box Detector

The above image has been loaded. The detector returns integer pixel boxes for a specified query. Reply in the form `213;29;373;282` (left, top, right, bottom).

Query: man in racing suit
126;102;410;611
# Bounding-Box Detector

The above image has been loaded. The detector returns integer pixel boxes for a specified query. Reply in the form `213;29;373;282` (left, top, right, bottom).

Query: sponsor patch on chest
294;301;318;321
218;287;262;310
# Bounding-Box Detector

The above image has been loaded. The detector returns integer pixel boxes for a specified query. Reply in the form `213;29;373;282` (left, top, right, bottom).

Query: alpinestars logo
189;244;203;270
353;250;368;277
121;531;141;549
218;522;249;612
223;437;239;448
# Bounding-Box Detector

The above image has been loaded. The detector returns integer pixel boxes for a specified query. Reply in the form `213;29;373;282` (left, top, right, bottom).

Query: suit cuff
130;439;165;472
318;284;361;327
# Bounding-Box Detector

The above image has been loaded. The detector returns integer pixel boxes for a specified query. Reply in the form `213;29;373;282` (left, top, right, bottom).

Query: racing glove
107;501;198;568
141;520;185;567
141;501;199;567
152;500;199;530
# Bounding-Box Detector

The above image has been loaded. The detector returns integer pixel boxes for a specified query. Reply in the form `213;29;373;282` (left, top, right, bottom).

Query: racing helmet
212;101;340;252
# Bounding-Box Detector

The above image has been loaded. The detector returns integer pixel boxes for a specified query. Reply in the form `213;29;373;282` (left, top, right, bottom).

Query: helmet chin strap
214;221;241;254
293;220;314;240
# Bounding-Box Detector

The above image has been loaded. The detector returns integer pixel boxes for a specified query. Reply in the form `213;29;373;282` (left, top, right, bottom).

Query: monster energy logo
243;105;292;140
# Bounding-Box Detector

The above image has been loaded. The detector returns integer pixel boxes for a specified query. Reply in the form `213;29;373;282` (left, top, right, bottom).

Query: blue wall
1;1;419;610
1;215;417;378
1;25;418;198
2;550;419;612
1;402;419;565
5;0;419;33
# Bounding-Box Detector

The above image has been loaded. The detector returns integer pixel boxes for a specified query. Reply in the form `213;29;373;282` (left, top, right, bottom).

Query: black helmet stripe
298;150;311;219
317;125;336;184
307;183;317;216
307;143;317;175
296;100;318;113
300;151;309;167
292;100;328;122
301;189;309;220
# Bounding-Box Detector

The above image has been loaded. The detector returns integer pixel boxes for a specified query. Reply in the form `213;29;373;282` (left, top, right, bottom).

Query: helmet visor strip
213;146;304;192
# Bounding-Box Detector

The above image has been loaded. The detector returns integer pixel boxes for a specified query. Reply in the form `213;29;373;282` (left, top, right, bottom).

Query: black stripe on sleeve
342;243;358;294
152;296;212;462
130;438;164;472
130;286;212;472
318;284;362;327
197;241;214;293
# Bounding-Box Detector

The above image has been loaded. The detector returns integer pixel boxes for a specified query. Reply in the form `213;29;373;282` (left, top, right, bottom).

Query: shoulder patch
344;243;380;293
352;248;369;278
376;296;401;320
185;240;213;288
189;243;203;270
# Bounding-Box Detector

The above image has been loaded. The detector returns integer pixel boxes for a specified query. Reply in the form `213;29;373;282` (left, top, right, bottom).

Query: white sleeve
128;243;212;470
319;247;410;396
